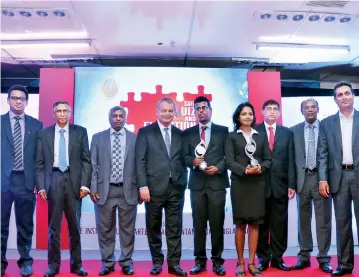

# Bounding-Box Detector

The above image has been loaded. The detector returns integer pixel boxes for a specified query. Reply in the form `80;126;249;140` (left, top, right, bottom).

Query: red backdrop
36;69;281;249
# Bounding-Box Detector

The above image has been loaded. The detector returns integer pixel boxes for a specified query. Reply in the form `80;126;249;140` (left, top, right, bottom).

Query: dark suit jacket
317;110;359;193
35;124;92;197
256;123;296;198
1;112;43;192
182;123;229;190
225;131;272;180
135;122;187;196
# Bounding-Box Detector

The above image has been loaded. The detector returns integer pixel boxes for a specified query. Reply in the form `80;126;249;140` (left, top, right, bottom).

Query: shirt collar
199;121;212;130
264;121;276;131
237;128;259;135
9;110;25;120
55;124;69;133
305;119;319;129
110;127;126;135
157;120;172;132
339;109;354;119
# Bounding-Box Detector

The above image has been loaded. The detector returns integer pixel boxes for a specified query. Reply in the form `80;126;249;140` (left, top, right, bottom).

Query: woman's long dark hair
232;102;256;132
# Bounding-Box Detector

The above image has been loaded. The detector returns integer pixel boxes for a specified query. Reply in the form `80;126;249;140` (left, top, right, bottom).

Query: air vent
306;0;349;8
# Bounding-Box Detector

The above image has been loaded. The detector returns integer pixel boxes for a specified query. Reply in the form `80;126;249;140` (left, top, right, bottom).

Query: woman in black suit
226;102;271;276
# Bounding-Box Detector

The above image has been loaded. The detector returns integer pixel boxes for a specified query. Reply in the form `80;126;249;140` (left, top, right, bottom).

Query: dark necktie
307;125;316;169
111;132;122;180
13;116;23;170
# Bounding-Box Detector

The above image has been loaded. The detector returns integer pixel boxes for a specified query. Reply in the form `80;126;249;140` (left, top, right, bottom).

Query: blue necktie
59;129;67;172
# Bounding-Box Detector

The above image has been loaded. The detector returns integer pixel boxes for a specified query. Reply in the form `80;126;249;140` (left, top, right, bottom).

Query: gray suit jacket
291;121;320;193
90;128;138;206
317;110;359;193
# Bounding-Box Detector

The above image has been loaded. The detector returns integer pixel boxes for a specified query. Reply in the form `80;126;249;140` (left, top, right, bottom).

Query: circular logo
102;79;118;98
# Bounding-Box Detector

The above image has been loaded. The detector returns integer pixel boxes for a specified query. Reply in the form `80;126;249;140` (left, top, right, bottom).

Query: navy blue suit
1;112;43;271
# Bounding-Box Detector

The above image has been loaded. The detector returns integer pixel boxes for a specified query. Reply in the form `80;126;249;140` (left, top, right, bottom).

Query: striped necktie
13;116;23;170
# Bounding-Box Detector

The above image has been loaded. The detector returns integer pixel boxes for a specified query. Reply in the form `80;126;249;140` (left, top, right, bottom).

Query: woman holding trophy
225;102;271;276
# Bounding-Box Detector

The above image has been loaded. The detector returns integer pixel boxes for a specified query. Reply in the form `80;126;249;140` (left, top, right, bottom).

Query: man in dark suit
36;100;92;277
290;98;332;273
135;97;187;276
256;99;296;272
182;96;228;276
318;81;359;276
90;106;138;276
1;85;43;277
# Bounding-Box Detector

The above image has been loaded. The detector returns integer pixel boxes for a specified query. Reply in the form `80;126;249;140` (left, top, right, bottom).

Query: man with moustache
90;106;138;276
317;81;359;276
256;99;296;272
290;98;332;273
135;98;188;276
1;85;43;277
182;96;229;276
36;100;92;277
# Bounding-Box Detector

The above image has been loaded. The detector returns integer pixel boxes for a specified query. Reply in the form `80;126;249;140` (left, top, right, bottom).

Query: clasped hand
246;165;261;175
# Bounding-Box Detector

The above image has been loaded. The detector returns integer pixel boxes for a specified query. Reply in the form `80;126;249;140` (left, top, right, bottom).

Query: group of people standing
1;81;358;277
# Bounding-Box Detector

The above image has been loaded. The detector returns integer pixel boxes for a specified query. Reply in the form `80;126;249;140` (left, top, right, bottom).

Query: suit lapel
256;123;267;138
3;113;13;147
23;115;30;149
352;110;359;147
333;113;343;152
154;123;169;158
48;125;55;158
103;129;112;160
274;125;283;147
124;129;130;161
68;124;75;158
206;124;216;152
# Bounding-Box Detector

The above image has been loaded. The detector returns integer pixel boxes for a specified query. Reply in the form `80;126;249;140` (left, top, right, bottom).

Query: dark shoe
1;269;5;277
235;263;246;276
44;268;59;277
189;264;206;275
320;262;332;273
291;260;311;270
257;263;269;272
150;264;162;275
248;264;262;276
21;265;33;277
70;267;88;276
271;261;291;271
168;264;187;276
212;264;226;276
331;266;352;276
99;266;115;276
122;265;134;275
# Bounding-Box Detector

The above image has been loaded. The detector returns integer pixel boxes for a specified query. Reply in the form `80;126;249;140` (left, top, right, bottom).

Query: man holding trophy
182;96;229;276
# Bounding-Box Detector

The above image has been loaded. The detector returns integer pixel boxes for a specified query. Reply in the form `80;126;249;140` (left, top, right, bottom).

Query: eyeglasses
10;96;27;102
55;109;69;114
195;106;210;112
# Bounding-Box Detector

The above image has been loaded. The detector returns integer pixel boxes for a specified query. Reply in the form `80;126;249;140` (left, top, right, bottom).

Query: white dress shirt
237;128;259;143
264;122;277;142
339;110;354;164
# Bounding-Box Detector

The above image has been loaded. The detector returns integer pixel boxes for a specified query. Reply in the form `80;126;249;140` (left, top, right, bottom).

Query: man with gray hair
290;98;332;273
36;100;92;277
90;106;138;276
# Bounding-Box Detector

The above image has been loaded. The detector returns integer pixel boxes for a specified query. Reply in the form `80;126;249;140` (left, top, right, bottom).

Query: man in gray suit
318;81;359;276
90;106;138;276
290;98;332;273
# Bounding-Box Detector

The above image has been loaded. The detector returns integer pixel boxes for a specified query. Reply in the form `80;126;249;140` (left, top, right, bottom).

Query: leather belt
342;164;354;170
110;182;123;186
52;167;70;172
305;168;317;173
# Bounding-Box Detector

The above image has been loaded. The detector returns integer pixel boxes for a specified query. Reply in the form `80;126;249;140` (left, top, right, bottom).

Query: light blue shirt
199;121;212;147
110;127;126;183
304;120;319;167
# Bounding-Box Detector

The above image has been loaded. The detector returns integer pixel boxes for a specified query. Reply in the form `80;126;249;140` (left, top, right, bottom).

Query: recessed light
19;11;32;17
260;13;271;20
293;14;304;21
276;14;288;21
36;11;48;17
324;16;336;22
308;15;320;21
340;16;351;23
157;42;163;46
53;10;66;17
2;10;15;17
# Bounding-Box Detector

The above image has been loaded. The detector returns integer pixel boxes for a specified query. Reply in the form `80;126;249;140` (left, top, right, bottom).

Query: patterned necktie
111;132;122;180
268;126;275;151
200;126;207;142
13;116;23;170
164;127;171;157
59;129;67;172
307;125;316;170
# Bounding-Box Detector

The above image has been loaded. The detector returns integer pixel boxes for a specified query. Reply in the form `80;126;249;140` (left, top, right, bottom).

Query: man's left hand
205;166;219;175
80;189;89;199
288;189;296;199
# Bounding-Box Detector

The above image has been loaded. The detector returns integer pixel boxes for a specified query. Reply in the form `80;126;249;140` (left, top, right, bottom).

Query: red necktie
201;126;207;142
268;126;274;151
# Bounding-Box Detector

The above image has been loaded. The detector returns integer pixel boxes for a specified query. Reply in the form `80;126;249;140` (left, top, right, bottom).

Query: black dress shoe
189;264;206;275
122;265;134;275
331;266;352;276
168;265;188;276
70;267;88;276
291;260;311;270
271;261;291;271
99;266;115;276
20;265;33;277
320;262;332;273
257;262;269;272
44;268;59;277
150;264;162;275
212;264;226;276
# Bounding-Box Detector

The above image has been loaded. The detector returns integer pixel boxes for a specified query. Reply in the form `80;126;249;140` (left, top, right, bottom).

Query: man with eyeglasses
1;85;43;277
182;96;229;276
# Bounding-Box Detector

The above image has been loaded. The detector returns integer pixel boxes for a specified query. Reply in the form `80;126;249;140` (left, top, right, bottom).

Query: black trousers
1;171;35;271
47;171;82;271
256;194;288;263
190;187;226;265
144;180;185;267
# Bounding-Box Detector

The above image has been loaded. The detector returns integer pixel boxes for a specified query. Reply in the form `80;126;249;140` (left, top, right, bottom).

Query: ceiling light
293;14;304;21
260;13;271;20
19;11;31;17
276;14;288;20
0;39;91;49
0;31;88;40
324;15;336;22
2;9;15;16
36;11;48;17
339;16;351;23
308;14;320;21
53;10;66;17
255;42;350;54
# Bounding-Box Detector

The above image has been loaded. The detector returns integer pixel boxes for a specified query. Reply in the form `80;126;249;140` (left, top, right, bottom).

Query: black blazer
256;123;296;198
225;131;271;180
135;122;187;196
182;123;229;191
1;112;43;192
35;124;92;197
